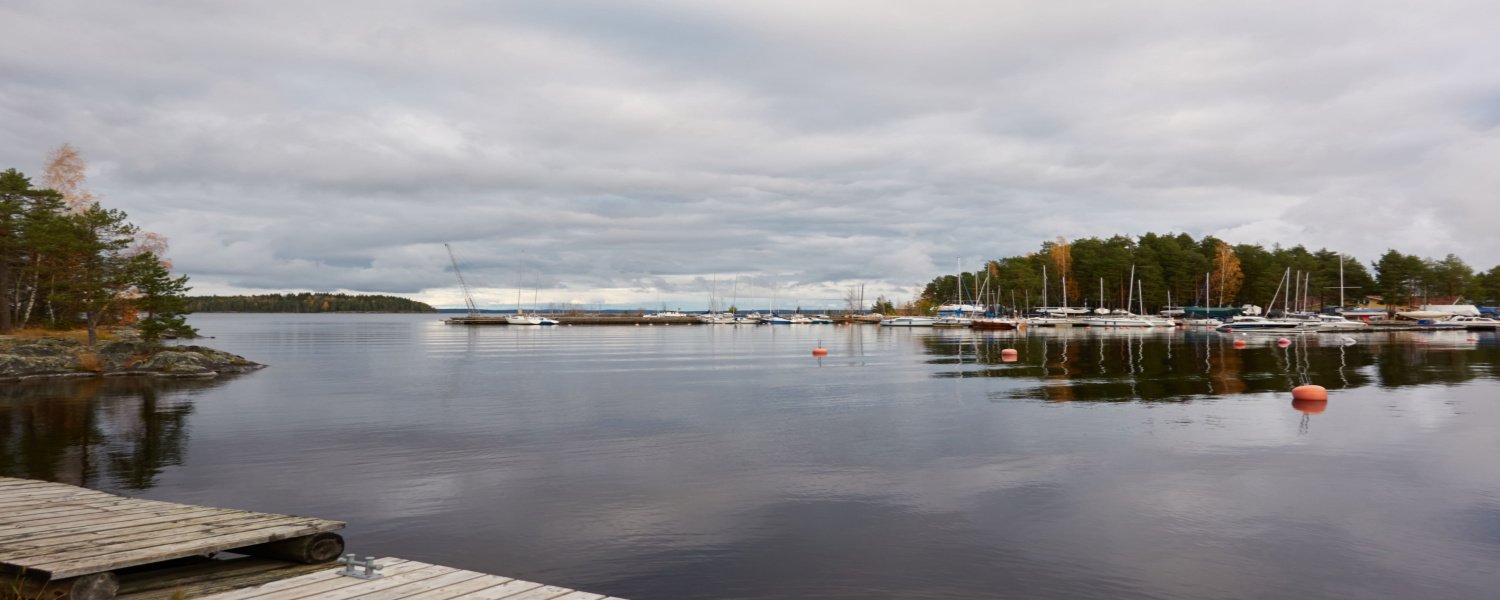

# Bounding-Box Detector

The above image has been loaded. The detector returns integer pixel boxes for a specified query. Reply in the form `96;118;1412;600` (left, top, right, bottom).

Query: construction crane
445;243;480;318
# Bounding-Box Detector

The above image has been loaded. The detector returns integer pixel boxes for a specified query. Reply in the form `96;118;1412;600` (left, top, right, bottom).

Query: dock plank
1;515;319;560
27;518;339;578
487;585;574;600
0;478;344;580
437;578;545;600
183;559;415;600
397;574;518;600
309;569;485;600
248;563;457;600
0;507;234;543
0;513;307;556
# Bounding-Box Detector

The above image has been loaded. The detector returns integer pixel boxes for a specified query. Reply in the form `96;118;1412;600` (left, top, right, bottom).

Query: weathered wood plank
117;558;335;600
396;574;516;600
446;579;546;600
313;569;487;600
0;497;159;520
0;506;235;543
0;489;119;508
27;519;344;579
1;515;320;561
0;500;196;526
0;480;114;496
0;510;295;554
243;563;457;600
547;592;605;600
0;494;161;515
181;559;414;600
483;585;574;600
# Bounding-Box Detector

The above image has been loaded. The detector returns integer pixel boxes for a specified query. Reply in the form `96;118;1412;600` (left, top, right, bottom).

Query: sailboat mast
444;244;479;318
1042;264;1048;309
1339;256;1345;309
1126;264;1136;315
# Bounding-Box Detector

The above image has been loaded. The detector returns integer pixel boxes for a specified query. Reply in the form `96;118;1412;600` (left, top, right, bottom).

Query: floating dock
0;477;623;600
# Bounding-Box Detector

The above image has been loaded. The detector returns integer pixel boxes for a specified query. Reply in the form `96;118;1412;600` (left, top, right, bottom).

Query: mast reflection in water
923;328;1500;402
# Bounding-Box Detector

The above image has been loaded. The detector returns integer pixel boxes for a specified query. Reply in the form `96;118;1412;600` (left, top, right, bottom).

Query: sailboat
508;275;558;325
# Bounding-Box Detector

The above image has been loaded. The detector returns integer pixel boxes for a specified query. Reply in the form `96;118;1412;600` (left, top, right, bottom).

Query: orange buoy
1468;338;1479;342
635;323;640;327
1233;340;1246;348
1417;339;1427;343
1292;398;1328;415
1292;385;1328;401
812;348;828;357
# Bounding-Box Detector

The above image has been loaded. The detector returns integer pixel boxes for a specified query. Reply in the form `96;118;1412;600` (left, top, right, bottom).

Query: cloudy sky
3;0;1498;309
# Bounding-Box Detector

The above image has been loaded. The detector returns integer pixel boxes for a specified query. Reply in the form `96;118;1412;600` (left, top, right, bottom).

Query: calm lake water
4;314;1500;599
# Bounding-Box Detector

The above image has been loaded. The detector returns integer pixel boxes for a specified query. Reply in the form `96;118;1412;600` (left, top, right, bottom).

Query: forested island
3;146;264;381
915;233;1500;314
187;293;437;313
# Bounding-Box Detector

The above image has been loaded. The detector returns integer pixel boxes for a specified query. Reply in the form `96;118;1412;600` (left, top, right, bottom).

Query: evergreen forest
2;149;195;343
186;293;437;313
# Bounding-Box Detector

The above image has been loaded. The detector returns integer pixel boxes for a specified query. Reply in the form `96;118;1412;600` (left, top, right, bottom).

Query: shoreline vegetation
0;325;263;382
186;293;437;313
915;233;1499;315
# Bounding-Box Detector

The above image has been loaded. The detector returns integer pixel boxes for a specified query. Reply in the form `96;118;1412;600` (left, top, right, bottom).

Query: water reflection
0;377;231;490
920;329;1499;402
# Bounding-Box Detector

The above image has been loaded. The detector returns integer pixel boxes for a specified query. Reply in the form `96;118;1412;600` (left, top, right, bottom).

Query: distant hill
186;293;438;313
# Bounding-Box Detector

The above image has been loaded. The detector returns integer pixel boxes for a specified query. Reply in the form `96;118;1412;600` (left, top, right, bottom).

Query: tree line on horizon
918;233;1500;314
2;145;195;343
186;293;437;313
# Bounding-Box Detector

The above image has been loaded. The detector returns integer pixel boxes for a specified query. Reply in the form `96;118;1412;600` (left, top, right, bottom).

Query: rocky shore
0;330;263;382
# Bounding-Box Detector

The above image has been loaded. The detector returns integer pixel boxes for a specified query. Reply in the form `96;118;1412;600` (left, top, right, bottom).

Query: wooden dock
445;315;703;326
0;478;623;600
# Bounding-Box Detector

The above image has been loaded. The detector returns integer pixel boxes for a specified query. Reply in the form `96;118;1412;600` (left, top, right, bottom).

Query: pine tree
130;252;197;342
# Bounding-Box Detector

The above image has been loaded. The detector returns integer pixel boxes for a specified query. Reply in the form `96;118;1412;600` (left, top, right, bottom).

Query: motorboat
933;316;972;328
1304;314;1369;331
1448;316;1500;330
972;317;1021;330
1415;318;1465;329
1081;314;1158;328
1027;316;1079;327
763;316;793;325
881;316;938;327
1214;316;1308;333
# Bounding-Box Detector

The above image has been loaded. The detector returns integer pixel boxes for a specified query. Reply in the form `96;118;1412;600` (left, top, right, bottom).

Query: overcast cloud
3;0;1498;309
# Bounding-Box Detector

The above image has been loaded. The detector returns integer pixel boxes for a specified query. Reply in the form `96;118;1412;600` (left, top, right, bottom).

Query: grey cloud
3;0;1498;307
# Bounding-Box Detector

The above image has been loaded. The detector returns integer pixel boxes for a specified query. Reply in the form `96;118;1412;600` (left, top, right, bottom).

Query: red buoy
1469;338;1479;342
812;348;828;357
1233;340;1246;348
1292;385;1328;401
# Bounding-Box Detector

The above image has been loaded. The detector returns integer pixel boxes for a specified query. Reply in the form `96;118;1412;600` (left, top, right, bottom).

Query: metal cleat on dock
336;554;384;579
